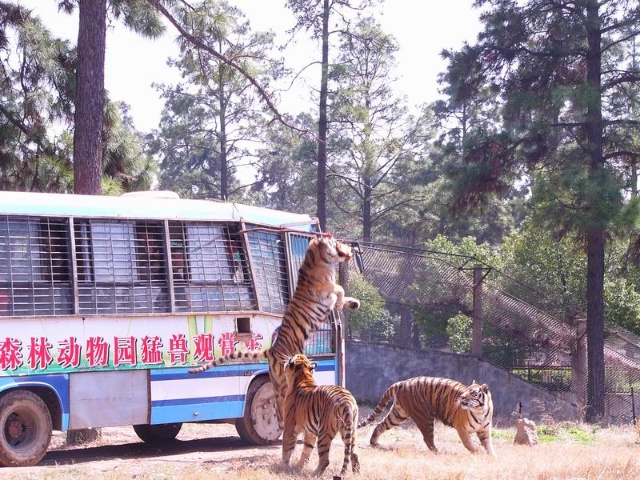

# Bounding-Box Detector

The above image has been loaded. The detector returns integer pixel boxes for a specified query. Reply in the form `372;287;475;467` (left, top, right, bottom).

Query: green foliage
0;3;76;192
110;0;166;38
102;101;157;193
413;305;460;349
425;234;504;269
445;312;472;353
604;278;640;335
347;273;398;342
409;235;504;350
488;428;513;441
536;425;559;443
566;426;597;445
532;165;626;234
150;0;282;200
501;222;640;334
536;424;597;445
440;1;640;419
0;4;157;194
249;112;318;214
325;15;435;243
500;223;587;318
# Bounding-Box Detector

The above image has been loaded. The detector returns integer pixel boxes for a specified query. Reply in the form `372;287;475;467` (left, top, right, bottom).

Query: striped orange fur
359;376;495;455
282;353;360;476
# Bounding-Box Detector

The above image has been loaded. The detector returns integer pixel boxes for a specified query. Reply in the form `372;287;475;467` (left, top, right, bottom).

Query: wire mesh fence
345;242;640;425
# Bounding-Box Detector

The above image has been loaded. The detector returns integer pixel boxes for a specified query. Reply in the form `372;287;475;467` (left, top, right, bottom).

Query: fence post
337;262;349;387
571;317;587;408
472;264;483;359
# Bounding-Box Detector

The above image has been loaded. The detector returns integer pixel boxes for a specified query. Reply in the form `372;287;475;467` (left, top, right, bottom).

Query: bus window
171;244;185;280
135;222;166;282
75;220;169;314
169;221;254;312
169;222;187;282
42;219;71;284
246;228;288;314
0;216;72;316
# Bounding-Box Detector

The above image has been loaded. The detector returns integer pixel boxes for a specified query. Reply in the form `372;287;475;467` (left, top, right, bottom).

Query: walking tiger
188;234;360;430
358;376;495;455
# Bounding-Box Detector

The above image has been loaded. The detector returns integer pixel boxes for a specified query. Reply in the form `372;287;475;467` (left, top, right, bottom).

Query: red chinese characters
193;333;214;363
27;337;53;370
57;337;82;368
0;329;268;372
0;337;22;371
168;334;189;364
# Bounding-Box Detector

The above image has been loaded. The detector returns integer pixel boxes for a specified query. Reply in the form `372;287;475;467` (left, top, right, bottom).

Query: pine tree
328;16;432;243
285;0;377;230
441;0;640;421
150;0;282;200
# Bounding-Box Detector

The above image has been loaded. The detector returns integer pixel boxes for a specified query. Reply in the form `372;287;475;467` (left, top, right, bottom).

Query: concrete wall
345;341;580;424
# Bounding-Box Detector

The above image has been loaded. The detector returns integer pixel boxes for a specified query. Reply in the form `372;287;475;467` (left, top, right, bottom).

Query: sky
17;1;483;133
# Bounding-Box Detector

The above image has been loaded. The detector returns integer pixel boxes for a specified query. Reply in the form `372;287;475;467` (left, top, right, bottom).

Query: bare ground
3;408;640;480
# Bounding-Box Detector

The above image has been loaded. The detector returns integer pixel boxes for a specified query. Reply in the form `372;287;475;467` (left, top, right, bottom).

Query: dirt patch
5;413;640;480
6;422;280;478
3;406;379;478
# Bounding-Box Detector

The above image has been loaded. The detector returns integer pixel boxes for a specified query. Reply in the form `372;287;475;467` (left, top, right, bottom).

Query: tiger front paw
343;297;360;310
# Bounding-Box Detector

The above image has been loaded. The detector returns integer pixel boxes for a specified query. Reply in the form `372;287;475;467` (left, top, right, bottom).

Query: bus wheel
132;423;182;443
235;376;282;445
0;390;52;467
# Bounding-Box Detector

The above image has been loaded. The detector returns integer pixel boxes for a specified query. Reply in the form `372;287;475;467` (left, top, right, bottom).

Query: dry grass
5;416;640;480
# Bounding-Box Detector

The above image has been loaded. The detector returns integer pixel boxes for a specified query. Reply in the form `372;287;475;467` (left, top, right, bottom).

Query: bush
445;312;472;353
347;273;398;342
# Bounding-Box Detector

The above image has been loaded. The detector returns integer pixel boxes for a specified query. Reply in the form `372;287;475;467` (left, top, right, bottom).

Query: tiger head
311;233;353;265
459;381;492;412
284;353;317;388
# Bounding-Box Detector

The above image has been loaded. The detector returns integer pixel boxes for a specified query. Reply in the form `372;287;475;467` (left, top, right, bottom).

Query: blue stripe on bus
151;400;244;424
311;361;334;371
150;359;336;381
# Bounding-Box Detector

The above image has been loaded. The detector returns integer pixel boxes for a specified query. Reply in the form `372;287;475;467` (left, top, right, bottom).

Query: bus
0;190;347;467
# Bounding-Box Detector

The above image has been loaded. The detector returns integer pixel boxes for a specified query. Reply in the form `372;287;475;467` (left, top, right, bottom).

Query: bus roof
0;191;318;229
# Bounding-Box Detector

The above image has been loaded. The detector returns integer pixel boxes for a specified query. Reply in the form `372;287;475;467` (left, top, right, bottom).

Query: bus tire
132;423;182;443
235;376;282;445
0;390;52;467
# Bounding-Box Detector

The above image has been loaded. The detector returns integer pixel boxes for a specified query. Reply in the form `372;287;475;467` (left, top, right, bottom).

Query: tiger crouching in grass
188;234;360;429
358;376;495;456
282;353;360;476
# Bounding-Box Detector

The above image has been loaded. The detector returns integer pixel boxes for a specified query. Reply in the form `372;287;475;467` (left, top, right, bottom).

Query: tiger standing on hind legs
358;376;495;456
188;234;360;431
282;353;360;477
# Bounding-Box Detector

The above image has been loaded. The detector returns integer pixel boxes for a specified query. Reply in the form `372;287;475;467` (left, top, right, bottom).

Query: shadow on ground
40;435;281;467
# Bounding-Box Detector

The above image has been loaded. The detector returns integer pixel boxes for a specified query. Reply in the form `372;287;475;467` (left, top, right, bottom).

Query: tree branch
146;0;307;134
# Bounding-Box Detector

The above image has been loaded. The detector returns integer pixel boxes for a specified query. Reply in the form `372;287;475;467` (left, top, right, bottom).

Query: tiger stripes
358;376;495;455
282;353;360;476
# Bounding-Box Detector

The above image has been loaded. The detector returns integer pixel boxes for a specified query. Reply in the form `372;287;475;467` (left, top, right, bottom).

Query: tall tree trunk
68;0;106;445
585;230;605;421
219;75;228;200
316;0;330;231
73;0;106;195
584;0;605;422
362;181;372;242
